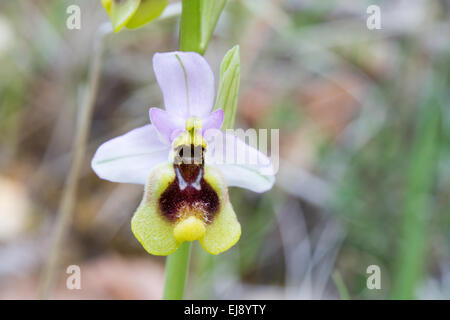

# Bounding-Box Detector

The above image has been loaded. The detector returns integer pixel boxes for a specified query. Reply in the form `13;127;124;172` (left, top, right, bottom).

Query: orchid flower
92;51;275;255
101;0;168;33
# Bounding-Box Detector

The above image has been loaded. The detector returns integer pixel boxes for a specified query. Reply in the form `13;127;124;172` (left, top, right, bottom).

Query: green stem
332;271;351;300
163;242;192;299
180;0;227;54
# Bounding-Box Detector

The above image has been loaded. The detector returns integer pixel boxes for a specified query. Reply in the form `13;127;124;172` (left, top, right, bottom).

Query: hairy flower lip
159;163;220;224
131;162;241;255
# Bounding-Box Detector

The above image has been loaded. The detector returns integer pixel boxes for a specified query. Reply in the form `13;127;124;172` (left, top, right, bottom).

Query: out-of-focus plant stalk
391;94;441;299
162;0;227;300
332;271;351;300
38;23;112;299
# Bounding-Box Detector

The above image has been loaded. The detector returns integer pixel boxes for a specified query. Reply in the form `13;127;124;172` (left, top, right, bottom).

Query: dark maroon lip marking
159;145;220;224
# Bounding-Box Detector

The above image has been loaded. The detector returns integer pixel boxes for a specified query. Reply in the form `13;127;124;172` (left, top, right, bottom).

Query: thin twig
38;22;112;299
332;271;351;300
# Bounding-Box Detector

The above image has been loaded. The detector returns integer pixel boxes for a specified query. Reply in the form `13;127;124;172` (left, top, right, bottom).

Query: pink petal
201;109;224;135
149;107;185;143
153;51;215;119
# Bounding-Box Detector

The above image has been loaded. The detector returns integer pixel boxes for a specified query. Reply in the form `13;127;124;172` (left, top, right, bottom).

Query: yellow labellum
131;163;241;256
